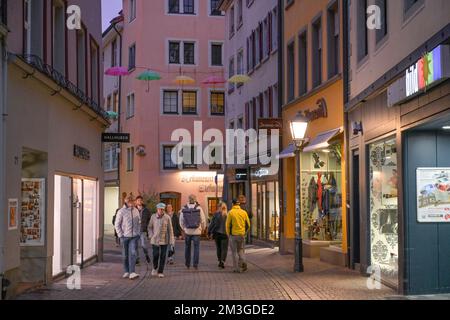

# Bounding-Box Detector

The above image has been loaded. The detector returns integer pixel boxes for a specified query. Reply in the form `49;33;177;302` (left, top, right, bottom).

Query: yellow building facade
281;0;347;266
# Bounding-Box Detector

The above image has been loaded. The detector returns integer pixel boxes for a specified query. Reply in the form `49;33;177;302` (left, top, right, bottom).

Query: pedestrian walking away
148;203;175;278
226;199;251;273
208;202;229;269
166;204;182;265
114;195;141;280
136;195;152;265
179;194;206;270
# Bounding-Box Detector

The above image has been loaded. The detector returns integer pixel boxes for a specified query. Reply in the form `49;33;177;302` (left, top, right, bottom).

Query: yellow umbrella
174;75;195;86
228;74;251;84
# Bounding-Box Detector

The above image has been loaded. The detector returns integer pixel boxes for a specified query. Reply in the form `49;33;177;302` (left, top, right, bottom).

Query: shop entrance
403;127;450;295
53;175;98;277
251;181;280;243
160;192;181;213
350;150;360;268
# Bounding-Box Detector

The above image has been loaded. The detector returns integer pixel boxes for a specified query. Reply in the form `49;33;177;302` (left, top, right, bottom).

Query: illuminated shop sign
406;45;447;97
388;45;450;107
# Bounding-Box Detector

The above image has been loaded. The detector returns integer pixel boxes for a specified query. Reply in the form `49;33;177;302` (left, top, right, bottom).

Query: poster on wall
417;168;450;223
20;178;46;246
8;199;18;230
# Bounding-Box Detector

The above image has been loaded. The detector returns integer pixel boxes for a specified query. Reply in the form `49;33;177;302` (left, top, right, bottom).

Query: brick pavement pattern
17;237;396;300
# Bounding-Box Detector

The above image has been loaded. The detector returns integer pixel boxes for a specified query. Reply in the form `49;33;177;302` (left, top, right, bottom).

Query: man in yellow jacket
226;199;251;273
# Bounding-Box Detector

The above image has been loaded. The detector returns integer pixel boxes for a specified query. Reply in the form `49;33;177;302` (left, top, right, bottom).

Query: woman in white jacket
148;203;175;278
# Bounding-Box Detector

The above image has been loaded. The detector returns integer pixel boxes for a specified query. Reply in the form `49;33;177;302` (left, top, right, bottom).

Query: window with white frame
24;0;44;58
182;91;197;114
211;42;223;66
127;147;134;172
210;91;225;115
128;43;136;70
126;93;135;118
163;90;179;114
104;144;118;171
210;0;223;16
163;145;178;170
168;0;196;15
169;40;196;65
129;0;136;22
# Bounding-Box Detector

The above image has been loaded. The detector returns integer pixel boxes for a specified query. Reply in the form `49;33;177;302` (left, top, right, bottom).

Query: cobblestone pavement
17;237;397;300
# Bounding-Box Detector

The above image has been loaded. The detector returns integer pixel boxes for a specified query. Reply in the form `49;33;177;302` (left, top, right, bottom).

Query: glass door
72;178;83;265
83;179;97;261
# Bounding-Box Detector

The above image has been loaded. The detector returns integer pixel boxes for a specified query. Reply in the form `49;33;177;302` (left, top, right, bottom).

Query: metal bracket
50;87;62;96
22;70;35;79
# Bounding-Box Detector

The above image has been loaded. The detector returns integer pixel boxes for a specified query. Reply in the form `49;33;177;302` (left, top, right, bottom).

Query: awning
277;143;296;159
303;127;343;152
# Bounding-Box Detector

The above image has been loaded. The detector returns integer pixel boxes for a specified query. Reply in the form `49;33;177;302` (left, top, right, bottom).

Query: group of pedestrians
113;193;251;280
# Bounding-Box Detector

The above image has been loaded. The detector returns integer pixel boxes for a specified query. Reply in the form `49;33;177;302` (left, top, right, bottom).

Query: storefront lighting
322;149;331;153
443;126;450;130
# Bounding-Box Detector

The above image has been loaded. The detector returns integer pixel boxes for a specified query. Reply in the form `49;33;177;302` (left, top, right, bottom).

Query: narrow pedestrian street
16;237;395;300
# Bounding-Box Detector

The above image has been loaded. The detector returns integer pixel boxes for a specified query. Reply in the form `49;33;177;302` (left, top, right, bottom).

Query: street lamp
290;112;309;273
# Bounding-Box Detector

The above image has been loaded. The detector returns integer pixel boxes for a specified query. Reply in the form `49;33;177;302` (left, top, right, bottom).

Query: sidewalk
16;237;397;300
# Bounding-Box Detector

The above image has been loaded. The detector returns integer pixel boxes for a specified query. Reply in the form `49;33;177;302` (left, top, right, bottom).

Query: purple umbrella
105;66;130;76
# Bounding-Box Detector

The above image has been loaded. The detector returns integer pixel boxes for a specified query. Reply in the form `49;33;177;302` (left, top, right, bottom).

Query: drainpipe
0;32;8;299
277;0;284;253
112;22;122;199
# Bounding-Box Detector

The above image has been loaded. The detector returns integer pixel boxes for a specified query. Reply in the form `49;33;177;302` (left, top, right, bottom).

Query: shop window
369;138;398;286
300;147;343;242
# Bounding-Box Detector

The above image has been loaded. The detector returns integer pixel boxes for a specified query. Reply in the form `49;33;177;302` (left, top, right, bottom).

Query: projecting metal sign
102;133;131;143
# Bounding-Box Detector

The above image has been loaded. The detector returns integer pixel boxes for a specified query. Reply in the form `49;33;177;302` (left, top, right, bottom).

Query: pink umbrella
201;75;226;86
105;66;130;76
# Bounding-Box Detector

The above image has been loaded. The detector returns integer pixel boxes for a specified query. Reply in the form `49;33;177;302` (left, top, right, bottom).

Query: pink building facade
119;0;226;216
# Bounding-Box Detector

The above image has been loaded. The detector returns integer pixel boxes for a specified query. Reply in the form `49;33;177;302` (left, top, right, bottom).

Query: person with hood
179;194;206;270
208;202;229;269
114;195;141;280
148;203;175;278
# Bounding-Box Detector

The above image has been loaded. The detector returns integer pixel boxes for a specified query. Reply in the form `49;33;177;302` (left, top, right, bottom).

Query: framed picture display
8;199;19;230
20;178;46;246
417;168;450;223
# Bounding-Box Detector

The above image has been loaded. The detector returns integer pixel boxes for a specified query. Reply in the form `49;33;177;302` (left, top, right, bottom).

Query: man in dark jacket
166;204;181;264
136;196;151;264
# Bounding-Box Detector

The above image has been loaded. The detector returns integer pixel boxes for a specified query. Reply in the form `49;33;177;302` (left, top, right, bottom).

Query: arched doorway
160;192;182;213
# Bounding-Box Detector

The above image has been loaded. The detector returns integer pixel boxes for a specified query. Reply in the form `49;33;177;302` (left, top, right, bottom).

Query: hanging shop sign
74;145;90;160
235;169;248;181
102;133;131;143
388;45;450;107
300;98;328;122
417;168;450;223
258;118;283;132
20;178;46;246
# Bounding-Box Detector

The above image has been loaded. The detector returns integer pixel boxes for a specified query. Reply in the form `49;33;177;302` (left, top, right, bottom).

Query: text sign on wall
74;145;90;160
102;133;131;143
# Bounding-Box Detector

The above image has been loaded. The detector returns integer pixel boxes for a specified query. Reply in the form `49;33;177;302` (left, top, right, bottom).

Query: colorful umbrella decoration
136;70;162;92
105;66;130;76
174;75;195;86
106;111;119;120
228;74;251;84
201;75;226;87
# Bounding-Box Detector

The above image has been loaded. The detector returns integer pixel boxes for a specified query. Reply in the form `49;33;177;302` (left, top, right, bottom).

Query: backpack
182;205;201;229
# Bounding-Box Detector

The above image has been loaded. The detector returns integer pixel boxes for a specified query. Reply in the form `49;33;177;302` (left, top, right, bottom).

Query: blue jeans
185;235;200;267
121;236;139;273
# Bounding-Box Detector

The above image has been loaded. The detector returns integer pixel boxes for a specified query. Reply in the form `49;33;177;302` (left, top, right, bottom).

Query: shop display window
300;146;343;242
369;138;398;286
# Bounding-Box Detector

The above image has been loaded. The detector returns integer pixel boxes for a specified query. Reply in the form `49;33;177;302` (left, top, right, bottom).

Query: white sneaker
158;274;165;278
129;273;140;280
122;273;130;279
151;269;158;276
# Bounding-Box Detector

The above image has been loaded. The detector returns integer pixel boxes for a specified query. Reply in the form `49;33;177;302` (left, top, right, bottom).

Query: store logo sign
300;98;328;122
405;45;446;98
66;5;81;30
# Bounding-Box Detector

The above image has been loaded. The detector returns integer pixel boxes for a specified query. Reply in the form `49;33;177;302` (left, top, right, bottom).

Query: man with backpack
179;194;206;270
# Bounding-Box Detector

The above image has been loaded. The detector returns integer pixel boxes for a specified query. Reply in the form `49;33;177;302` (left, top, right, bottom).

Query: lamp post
289;113;309;273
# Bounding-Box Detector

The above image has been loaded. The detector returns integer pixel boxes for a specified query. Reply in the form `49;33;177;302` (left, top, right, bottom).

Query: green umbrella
136;70;162;92
106;111;118;120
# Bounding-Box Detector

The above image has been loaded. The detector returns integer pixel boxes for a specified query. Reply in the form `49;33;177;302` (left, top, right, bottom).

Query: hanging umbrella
136;70;162;92
201;75;226;87
174;75;195;86
105;66;130;76
106;111;119;120
228;74;251;84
